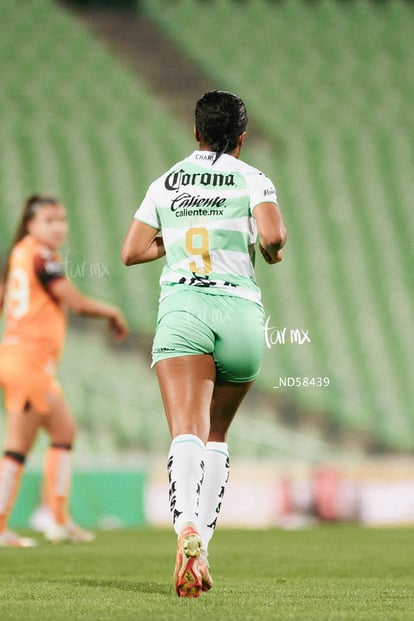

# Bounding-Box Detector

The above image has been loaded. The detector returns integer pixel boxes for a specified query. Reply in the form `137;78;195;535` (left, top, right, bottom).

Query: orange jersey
1;235;66;359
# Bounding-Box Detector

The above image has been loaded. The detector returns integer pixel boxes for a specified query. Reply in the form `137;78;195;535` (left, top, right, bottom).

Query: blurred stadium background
0;0;413;529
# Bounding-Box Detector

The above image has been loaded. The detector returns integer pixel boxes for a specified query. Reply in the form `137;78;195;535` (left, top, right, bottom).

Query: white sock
198;442;229;551
167;434;205;536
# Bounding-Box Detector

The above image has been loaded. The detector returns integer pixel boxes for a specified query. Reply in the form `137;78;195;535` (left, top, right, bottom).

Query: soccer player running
0;195;128;547
122;91;287;597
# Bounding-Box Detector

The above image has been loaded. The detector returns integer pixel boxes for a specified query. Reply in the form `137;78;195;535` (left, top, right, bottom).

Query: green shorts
152;289;265;383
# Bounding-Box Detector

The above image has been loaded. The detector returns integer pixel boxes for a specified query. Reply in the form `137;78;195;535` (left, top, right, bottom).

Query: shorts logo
153;347;176;353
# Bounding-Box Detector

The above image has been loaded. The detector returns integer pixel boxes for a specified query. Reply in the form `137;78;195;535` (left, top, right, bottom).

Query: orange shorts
0;346;61;414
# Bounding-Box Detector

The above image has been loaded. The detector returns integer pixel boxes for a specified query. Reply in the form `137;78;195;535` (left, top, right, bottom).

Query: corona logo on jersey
165;169;236;192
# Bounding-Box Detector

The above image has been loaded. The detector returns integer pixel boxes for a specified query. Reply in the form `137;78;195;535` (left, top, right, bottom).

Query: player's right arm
121;219;165;266
253;201;287;264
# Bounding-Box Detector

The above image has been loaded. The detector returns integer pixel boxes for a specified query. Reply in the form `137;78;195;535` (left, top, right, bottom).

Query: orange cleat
174;526;204;598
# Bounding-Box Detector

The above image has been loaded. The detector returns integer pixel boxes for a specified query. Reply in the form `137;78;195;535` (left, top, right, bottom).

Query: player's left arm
33;249;128;340
121;219;165;266
254;201;287;264
49;278;128;341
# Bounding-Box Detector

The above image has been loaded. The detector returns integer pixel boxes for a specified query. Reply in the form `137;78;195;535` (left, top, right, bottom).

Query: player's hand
108;308;128;341
260;245;283;264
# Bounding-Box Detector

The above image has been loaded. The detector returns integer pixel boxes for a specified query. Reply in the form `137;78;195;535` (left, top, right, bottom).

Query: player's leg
29;478;54;533
197;380;253;561
0;405;40;547
198;296;264;556
155;353;215;597
210;379;254;443
40;392;75;532
40;393;94;543
156;354;215;532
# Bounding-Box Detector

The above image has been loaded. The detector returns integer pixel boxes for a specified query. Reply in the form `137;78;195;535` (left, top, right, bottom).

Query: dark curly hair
195;90;248;163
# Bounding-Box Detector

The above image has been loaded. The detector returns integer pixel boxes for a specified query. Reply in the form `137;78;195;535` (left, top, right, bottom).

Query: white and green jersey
134;150;278;306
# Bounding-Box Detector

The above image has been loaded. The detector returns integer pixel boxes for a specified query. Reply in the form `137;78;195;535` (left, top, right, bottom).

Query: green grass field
0;526;413;620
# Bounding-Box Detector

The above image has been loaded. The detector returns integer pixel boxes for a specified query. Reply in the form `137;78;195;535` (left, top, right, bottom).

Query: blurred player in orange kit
0;194;128;546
